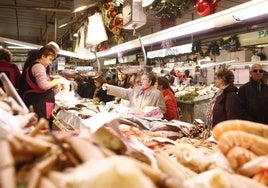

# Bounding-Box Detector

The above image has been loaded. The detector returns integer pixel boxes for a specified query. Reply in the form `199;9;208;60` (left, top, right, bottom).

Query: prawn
226;146;257;170
218;131;268;155
212;120;268;140
253;169;268;186
238;155;268;177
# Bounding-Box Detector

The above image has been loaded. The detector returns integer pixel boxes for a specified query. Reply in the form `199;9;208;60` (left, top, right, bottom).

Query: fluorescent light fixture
0;37;96;60
199;60;235;68
58;23;68;28
141;0;155;7
73;0;98;13
58;17;75;28
142;22;214;45
97;40;140;57
73;33;79;38
58;49;95;60
97;0;268;57
74;5;87;12
256;44;268;48
233;1;268;21
0;38;40;49
7;46;37;49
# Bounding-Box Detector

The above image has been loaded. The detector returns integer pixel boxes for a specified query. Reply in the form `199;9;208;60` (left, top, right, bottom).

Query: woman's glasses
253;69;264;73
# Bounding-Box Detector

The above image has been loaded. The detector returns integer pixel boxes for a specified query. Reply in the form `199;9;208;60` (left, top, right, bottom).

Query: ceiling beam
0;5;71;12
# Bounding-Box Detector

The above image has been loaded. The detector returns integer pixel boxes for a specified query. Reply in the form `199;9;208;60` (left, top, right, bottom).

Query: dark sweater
238;78;268;124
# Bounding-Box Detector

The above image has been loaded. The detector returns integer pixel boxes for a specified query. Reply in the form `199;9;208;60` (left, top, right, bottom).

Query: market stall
2;70;268;187
172;85;217;123
1;78;268;187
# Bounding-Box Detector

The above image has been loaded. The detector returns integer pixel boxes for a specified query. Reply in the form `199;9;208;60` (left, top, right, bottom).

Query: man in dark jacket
238;63;268;124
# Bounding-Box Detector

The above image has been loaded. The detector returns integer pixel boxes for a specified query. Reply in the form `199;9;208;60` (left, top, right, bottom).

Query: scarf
206;89;224;131
141;86;151;93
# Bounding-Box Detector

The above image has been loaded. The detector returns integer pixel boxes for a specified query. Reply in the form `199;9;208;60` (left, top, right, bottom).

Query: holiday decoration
147;0;196;29
220;35;240;51
196;0;220;17
192;40;220;57
99;1;124;44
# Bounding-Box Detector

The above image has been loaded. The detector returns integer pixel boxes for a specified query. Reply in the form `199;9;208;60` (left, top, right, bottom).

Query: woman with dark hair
103;72;166;114
206;68;242;130
156;76;179;120
92;75;114;103
111;69;130;88
21;42;60;75
20;45;61;128
74;75;95;99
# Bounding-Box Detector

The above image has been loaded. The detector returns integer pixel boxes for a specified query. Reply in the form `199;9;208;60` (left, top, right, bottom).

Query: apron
22;63;55;120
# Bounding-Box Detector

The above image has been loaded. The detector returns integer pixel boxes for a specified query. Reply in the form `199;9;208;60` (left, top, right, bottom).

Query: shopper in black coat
92;75;114;103
238;63;268;124
206;68;242;130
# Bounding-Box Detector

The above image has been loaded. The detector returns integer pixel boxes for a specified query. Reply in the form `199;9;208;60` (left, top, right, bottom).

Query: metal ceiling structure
0;0;254;48
1;0;268;66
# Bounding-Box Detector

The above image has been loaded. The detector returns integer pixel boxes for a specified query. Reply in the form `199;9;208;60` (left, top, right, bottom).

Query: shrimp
226;146;257;170
218;131;268;155
212;120;268;140
238;155;268;177
253;170;268;186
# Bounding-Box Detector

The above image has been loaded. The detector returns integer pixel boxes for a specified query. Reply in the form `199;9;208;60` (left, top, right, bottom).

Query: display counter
2;81;267;187
177;97;210;123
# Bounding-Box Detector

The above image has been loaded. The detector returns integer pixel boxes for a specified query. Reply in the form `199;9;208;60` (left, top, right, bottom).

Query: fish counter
1;87;268;188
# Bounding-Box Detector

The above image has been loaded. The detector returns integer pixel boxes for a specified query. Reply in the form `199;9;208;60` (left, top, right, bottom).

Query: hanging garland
147;35;241;62
219;35;240;51
192;40;219;57
192;35;240;57
147;0;196;29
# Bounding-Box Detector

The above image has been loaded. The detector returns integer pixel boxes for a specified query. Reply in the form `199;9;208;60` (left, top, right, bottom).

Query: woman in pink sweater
20;45;61;127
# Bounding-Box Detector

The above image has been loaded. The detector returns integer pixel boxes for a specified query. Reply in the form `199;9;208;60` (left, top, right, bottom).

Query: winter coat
211;84;242;127
238;78;268;124
162;89;179;120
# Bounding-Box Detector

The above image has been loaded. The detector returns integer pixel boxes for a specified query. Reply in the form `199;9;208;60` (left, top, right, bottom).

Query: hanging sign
239;29;268;46
118;54;136;64
104;58;117;65
147;43;192;59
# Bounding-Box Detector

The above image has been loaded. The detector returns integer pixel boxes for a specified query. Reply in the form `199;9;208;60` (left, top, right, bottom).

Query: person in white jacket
103;72;166;114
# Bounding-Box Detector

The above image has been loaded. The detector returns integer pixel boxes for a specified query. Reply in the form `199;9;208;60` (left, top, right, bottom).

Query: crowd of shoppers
206;63;268;131
2;44;268;127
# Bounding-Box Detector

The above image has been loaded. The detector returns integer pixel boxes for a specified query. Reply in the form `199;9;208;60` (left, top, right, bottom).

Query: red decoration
196;0;219;17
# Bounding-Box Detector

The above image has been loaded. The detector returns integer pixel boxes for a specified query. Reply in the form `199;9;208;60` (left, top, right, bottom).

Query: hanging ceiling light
73;0;98;13
58;17;75;28
141;0;155;7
